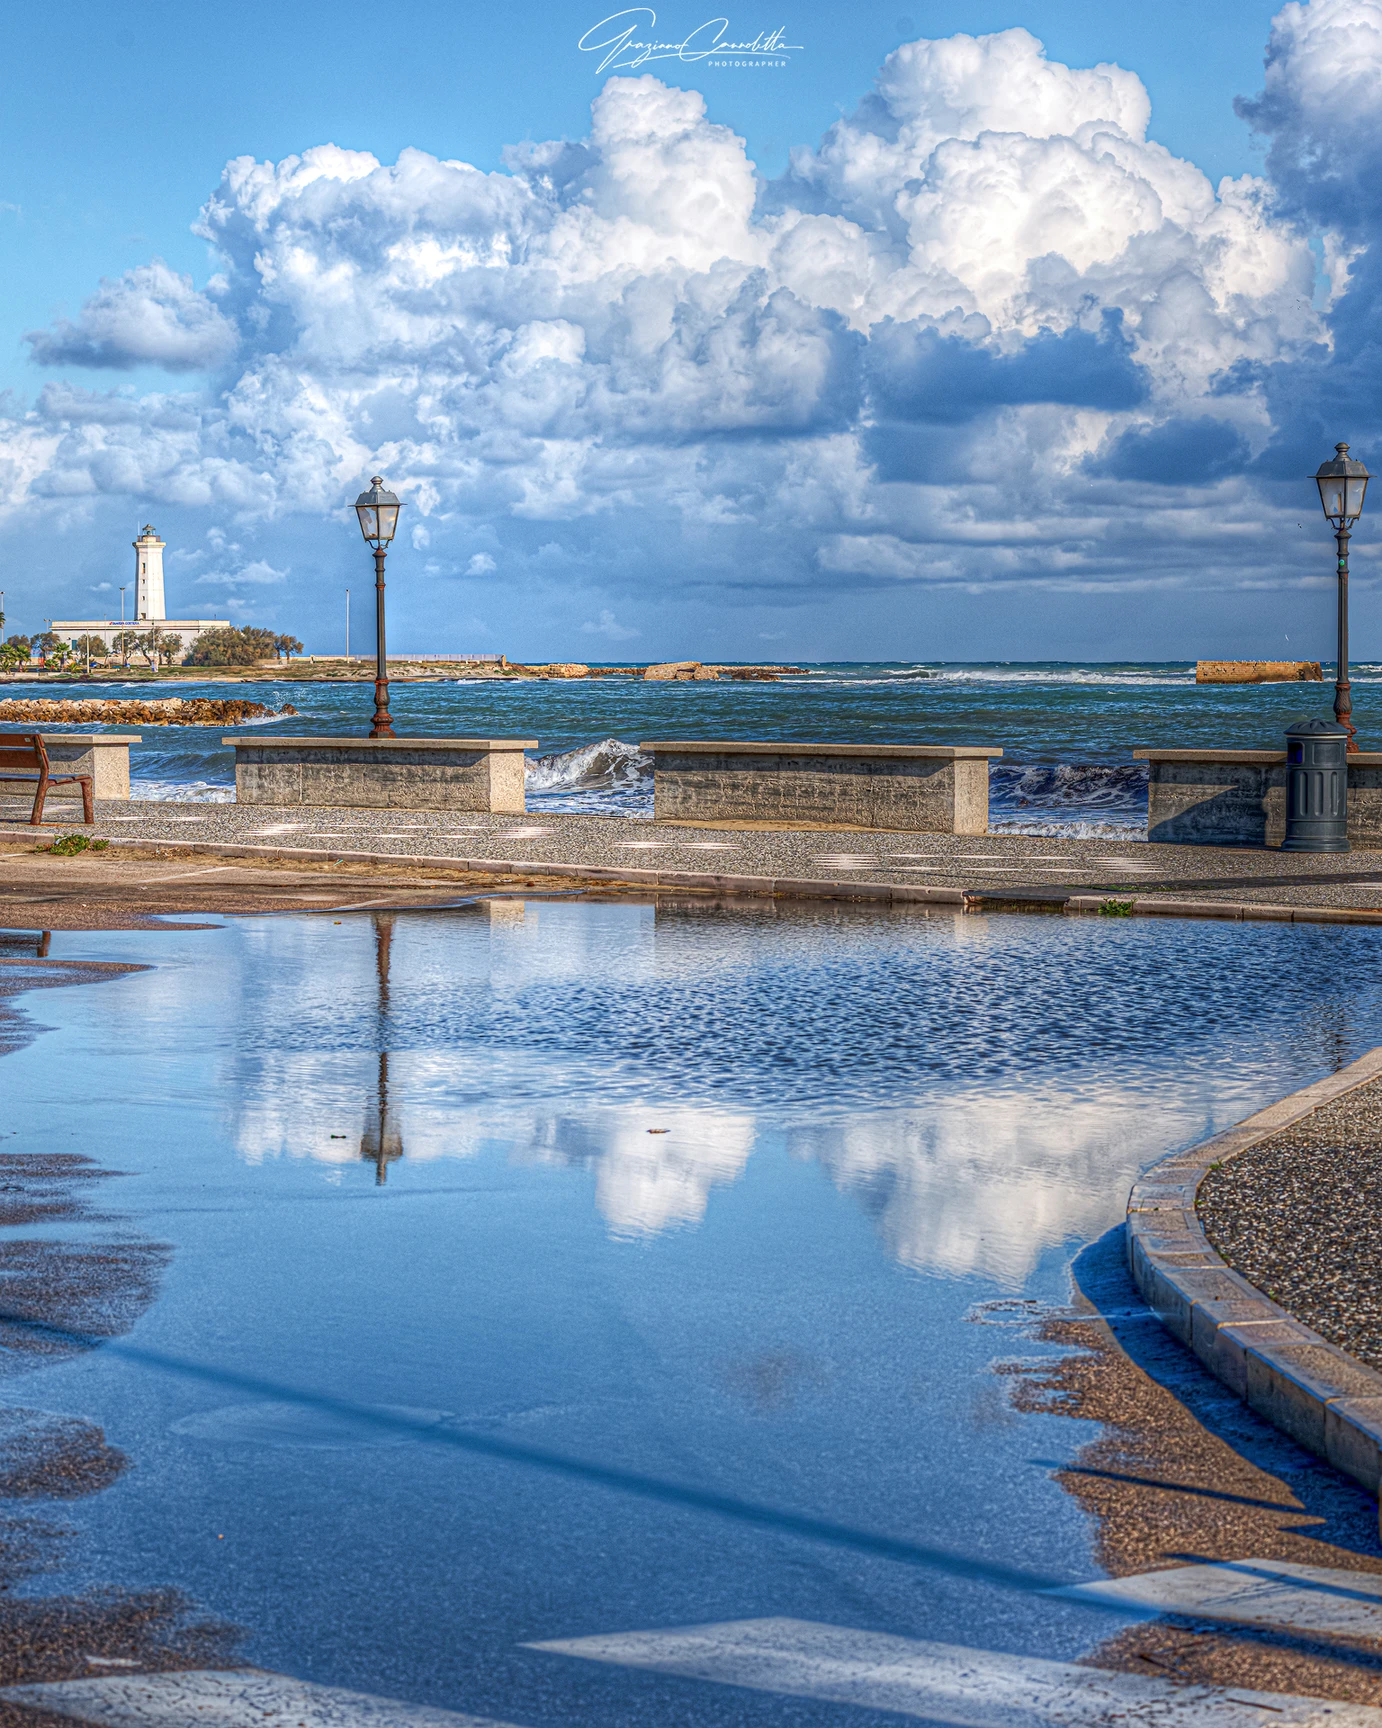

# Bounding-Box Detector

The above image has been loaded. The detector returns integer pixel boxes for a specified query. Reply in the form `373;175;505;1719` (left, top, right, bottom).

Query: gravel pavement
1199;1078;1382;1371
8;798;1382;909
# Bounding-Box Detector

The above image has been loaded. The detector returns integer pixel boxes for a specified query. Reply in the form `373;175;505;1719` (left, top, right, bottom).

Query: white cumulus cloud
2;10;1372;622
26;261;239;372
581;608;640;638
196;558;288;587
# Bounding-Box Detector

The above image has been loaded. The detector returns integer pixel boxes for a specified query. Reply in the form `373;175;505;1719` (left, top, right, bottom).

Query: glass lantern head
1314;443;1370;529
354;476;402;546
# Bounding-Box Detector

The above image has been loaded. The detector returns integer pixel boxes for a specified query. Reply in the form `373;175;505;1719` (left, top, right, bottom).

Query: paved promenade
6;798;1382;917
1199;1074;1382;1372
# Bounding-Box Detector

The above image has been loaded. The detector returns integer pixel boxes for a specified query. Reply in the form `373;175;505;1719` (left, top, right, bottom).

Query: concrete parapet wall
1127;1047;1382;1525
39;734;140;801
641;740;1002;834
1136;749;1382;847
224;737;536;812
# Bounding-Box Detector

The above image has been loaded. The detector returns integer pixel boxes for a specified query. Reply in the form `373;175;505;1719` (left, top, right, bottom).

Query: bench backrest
0;733;49;775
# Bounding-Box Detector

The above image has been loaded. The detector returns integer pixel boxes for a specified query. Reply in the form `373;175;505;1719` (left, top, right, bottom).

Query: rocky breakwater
0;697;297;726
641;661;807;681
1196;660;1323;684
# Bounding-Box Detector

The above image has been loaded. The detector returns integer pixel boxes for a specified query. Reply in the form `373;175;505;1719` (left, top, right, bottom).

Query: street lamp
361;912;403;1185
1313;442;1371;751
353;476;403;738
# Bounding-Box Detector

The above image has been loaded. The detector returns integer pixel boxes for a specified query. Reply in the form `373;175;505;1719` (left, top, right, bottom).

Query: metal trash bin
1282;716;1349;853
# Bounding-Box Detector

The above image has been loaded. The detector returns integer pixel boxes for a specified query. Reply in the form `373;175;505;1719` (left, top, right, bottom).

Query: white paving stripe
134;866;238;885
528;1617;1382;1726
1056;1560;1382;1640
0;1668;523;1727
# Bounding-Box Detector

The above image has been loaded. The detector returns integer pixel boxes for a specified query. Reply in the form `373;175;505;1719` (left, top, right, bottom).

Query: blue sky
3;0;1379;659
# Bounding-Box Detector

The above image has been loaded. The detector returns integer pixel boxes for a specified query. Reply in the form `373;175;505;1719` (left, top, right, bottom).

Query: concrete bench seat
223;736;538;812
1136;748;1382;847
640;740;1002;833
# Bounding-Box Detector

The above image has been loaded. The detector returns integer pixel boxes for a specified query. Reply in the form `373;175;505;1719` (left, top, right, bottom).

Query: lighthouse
133;524;166;621
51;524;228;658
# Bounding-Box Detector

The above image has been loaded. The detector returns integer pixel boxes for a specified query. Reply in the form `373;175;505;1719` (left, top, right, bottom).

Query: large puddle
6;899;1382;1725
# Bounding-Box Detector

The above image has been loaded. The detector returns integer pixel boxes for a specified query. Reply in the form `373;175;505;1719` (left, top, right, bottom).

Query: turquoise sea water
7;661;1377;834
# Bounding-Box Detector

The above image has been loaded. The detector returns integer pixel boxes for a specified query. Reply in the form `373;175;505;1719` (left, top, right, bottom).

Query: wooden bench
0;733;95;825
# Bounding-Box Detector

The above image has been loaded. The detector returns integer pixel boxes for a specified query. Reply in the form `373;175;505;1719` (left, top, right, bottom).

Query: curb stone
1127;1047;1382;1530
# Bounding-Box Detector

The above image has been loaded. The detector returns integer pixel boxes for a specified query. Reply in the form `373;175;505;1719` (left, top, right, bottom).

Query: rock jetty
0;697;297;725
1195;660;1323;684
639;661;807;681
644;661;721;681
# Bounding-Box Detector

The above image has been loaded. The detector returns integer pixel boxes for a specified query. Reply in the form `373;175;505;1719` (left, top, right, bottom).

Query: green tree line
1;627;304;669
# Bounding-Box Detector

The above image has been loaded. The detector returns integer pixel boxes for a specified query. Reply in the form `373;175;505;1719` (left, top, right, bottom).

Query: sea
13;661;1375;838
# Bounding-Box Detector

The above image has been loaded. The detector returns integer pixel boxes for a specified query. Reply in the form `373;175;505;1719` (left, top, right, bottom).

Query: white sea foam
989;820;1147;839
908;669;1191;688
526;737;653;814
131;780;235;803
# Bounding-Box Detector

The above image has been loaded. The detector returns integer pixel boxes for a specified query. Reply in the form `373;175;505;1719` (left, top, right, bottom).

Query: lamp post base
1335;684;1357;753
369;679;395;740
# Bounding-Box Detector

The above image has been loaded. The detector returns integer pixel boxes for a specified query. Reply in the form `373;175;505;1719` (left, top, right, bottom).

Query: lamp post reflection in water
361;913;403;1185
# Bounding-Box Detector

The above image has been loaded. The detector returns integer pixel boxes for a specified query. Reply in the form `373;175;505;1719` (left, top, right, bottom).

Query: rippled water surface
8;902;1382;1724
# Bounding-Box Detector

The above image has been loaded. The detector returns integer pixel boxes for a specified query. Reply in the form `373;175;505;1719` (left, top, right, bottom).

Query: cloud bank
6;6;1381;635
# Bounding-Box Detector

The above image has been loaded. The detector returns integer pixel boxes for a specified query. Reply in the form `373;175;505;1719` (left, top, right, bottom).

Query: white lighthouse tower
133;524;166;621
51;523;228;659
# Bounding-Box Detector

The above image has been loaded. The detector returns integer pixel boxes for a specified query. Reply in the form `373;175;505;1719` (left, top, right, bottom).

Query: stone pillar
41;735;140;800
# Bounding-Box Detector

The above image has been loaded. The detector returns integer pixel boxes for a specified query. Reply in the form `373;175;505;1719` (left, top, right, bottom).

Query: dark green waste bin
1282;717;1349;853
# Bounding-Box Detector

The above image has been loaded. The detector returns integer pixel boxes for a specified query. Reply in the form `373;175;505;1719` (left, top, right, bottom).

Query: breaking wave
800;664;1196;688
131;746;236;803
526;737;653;814
990;763;1148;835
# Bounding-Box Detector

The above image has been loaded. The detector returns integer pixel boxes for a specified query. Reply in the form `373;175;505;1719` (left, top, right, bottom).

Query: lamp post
361;912;403;1185
1313;442;1372;752
353;476;403;738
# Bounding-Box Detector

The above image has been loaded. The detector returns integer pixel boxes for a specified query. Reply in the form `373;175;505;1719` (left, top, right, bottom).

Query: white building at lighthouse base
50;616;233;656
